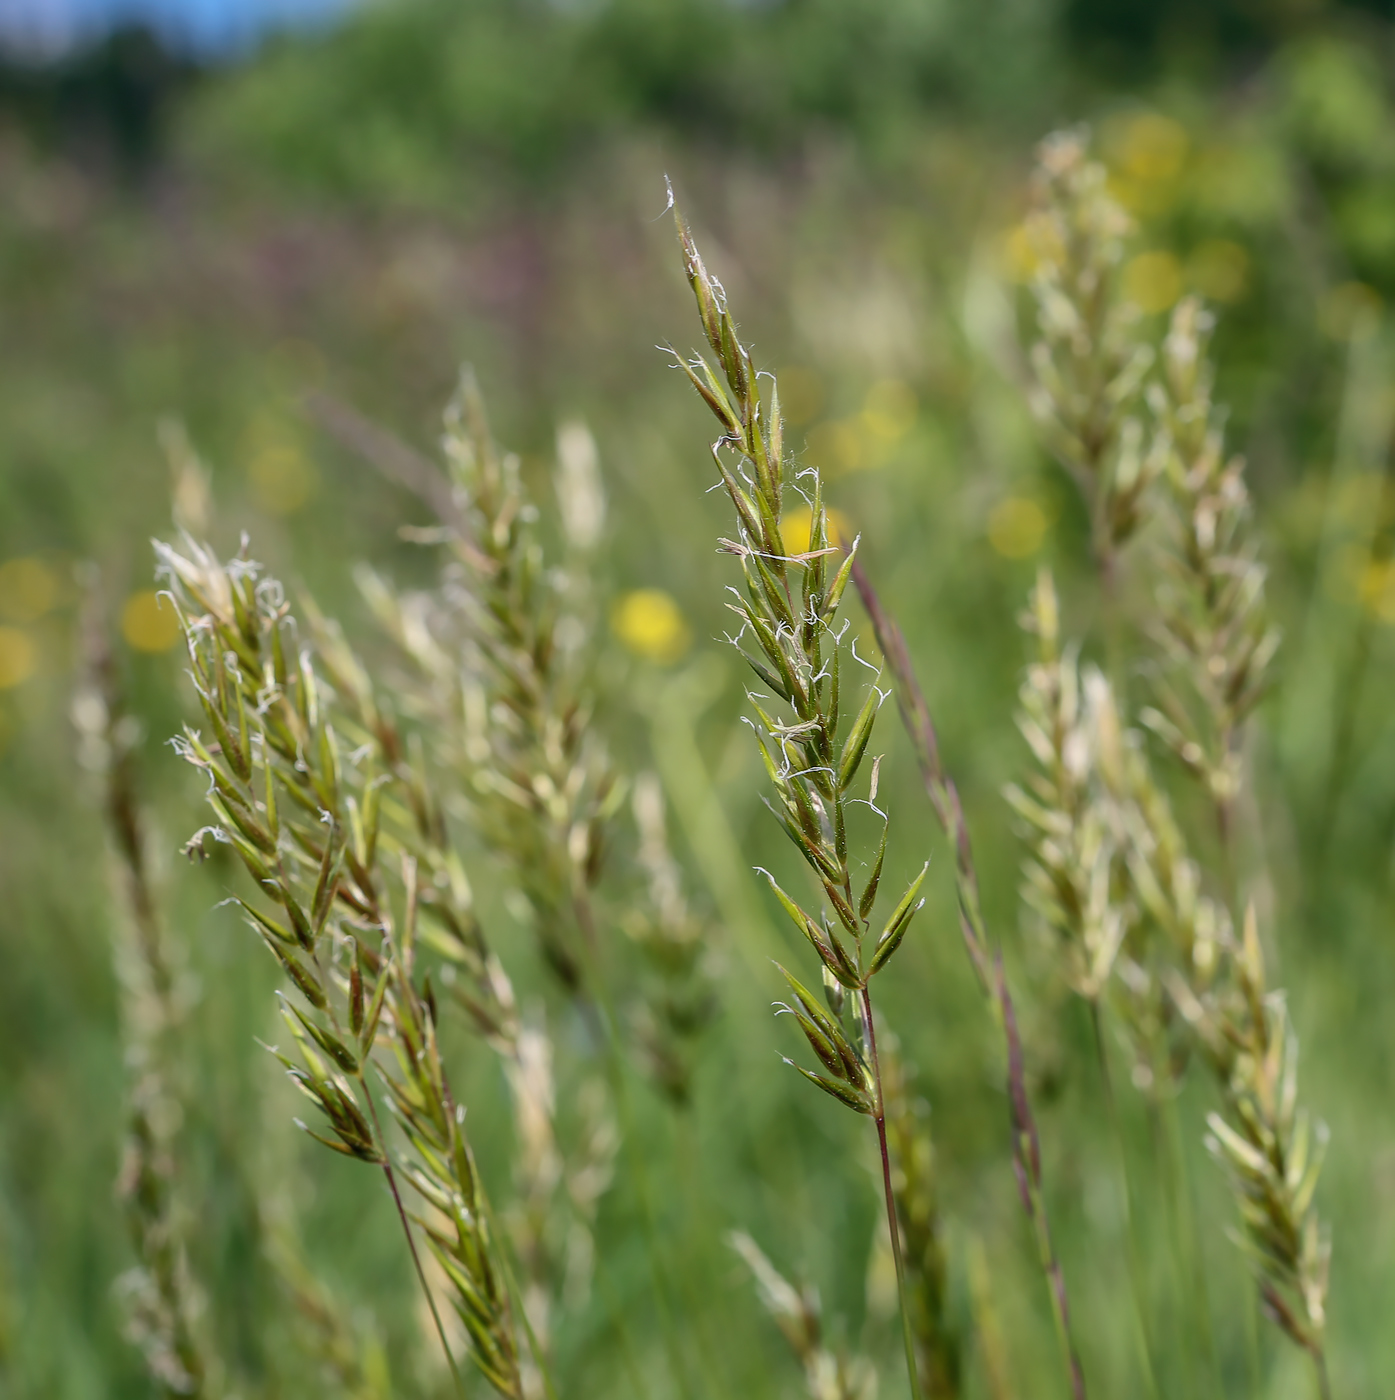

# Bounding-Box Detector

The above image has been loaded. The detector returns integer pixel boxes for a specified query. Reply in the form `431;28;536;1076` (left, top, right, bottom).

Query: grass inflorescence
78;124;1350;1400
1017;126;1333;1393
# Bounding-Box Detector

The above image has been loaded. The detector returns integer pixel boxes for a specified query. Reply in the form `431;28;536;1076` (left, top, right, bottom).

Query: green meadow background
4;2;1395;1395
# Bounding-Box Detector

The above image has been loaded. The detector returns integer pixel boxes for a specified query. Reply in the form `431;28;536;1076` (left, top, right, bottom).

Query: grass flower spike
1016;127;1334;1394
729;1233;877;1400
1023;128;1164;578
157;536;527;1398
1144;297;1280;826
675;211;933;1399
75;625;213;1399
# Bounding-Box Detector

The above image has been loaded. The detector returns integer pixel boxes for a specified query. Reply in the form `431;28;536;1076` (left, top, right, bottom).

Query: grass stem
1156;1089;1218;1397
475;1174;563;1400
860;986;924;1400
364;1087;467;1397
1086;1003;1158;1400
1314;1343;1334;1400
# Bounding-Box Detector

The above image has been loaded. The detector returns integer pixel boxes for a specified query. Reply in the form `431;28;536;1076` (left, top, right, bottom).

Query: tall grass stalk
880;1042;961;1397
314;380;715;1396
1017;128;1179;1388
327;383;721;1095
75;606;214;1399
158;536;532;1397
674;212;937;1400
1007;576;1159;1394
1019;128;1333;1392
1020;128;1163;599
84;496;393;1399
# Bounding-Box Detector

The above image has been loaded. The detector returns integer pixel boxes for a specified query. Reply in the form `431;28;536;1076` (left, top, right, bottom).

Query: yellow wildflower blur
1002;224;1037;284
804;380;916;477
862;380;917;441
1111;113;1188;182
988;498;1048;559
1104;112;1188;216
249;442;318;514
782;505;852;556
0;626;36;689
1123;250;1182;314
121;590;182;653
0;556;59;623
1188;240;1250;304
1002;209;1067;284
611;589;691;664
805;420;866;475
1319;282;1382;342
1359;559;1395;623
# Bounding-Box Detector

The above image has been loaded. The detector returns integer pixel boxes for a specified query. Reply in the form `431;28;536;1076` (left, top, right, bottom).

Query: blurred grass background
4;1;1395;1395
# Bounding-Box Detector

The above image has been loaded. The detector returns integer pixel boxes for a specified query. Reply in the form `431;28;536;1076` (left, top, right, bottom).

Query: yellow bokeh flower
805;419;866;476
782;505;852;556
988;497;1047;559
1359;559;1395;623
1113;113;1188;183
1002;223;1039;284
611;589;691;664
248;442;318;515
1002;212;1066;284
1123;250;1183;315
0;556;59;623
1319;282;1382;342
0;626;36;689
121;590;182;653
1188;240;1250;304
861;380;917;444
1104;112;1188;215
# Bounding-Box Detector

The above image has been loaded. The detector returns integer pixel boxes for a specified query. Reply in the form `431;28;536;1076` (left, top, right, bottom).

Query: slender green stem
1244;1281;1262;1399
1023;1155;1080;1399
1157;1088;1219;1396
591;1244;654;1400
1145;1101;1193;1400
1094;527;1127;691
363;1085;467;1397
313;928;466;1394
1314;1343;1333;1400
1087;1003;1159;1400
474;1172;562;1400
860;985;924;1400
